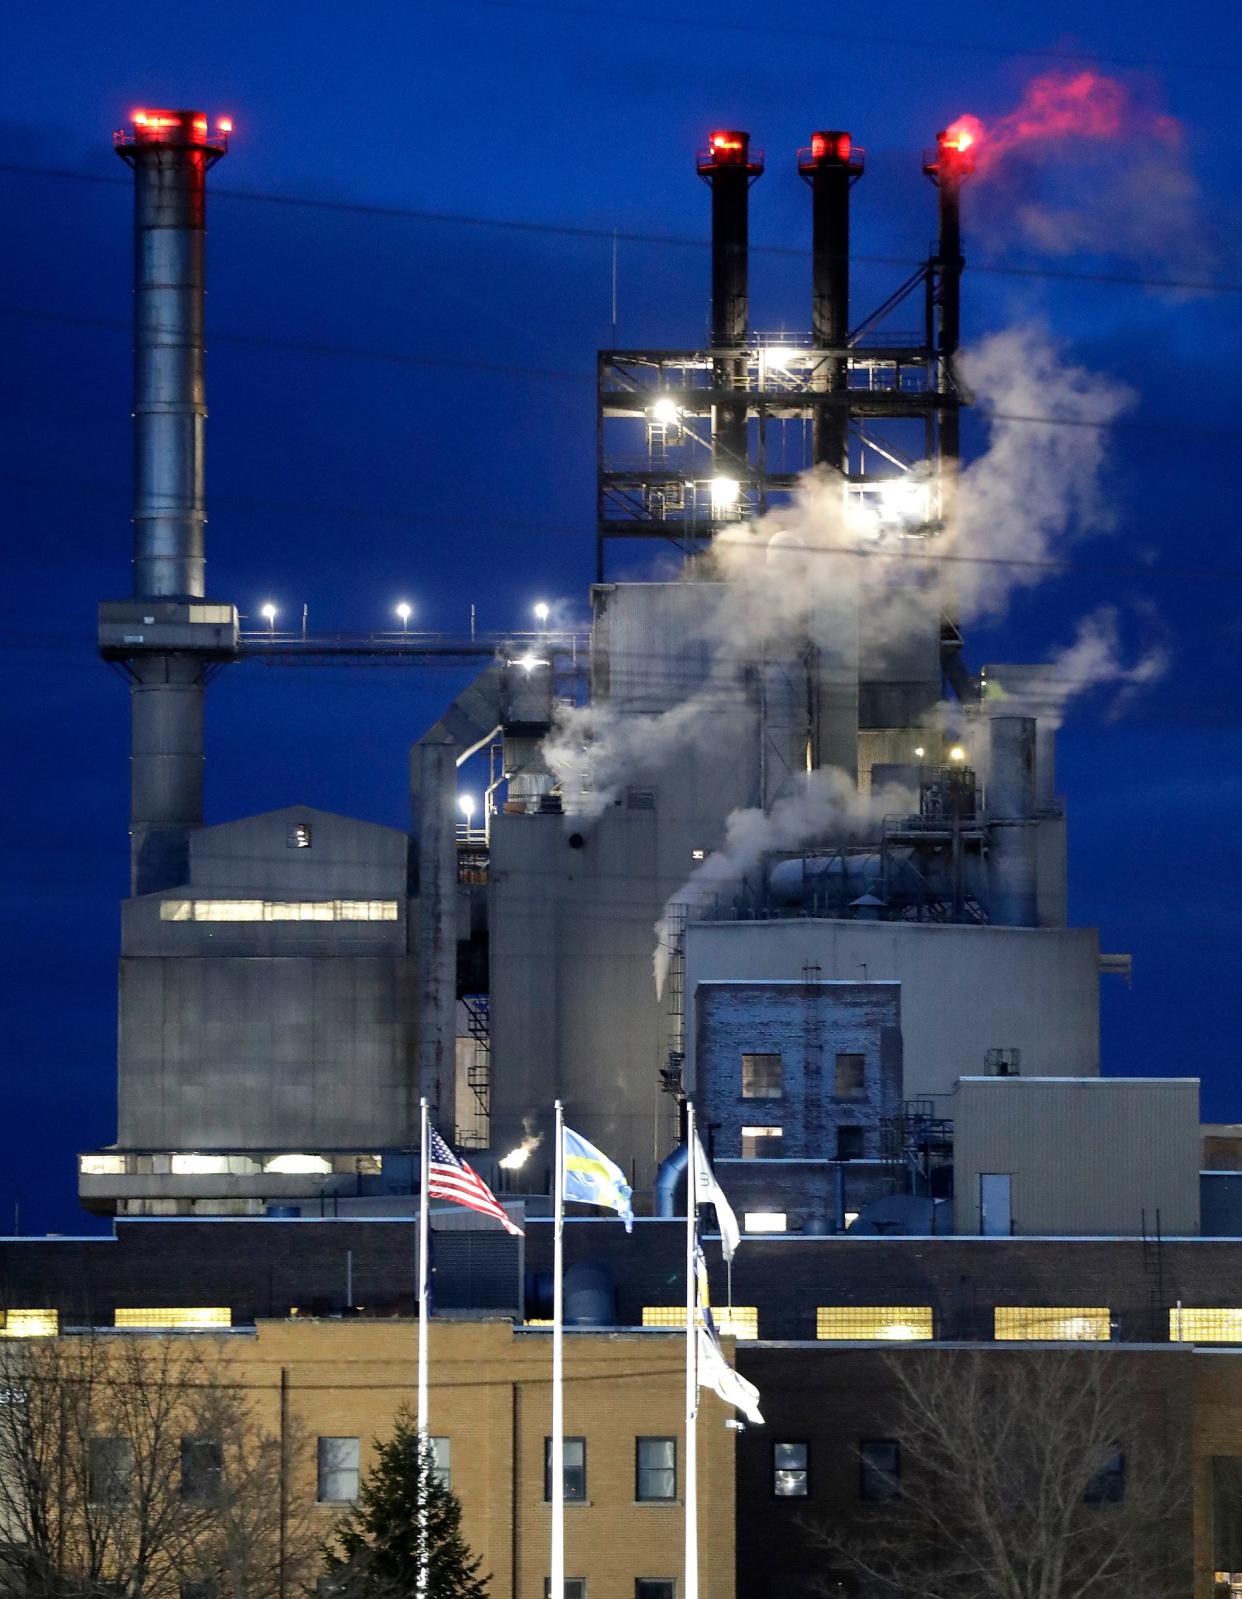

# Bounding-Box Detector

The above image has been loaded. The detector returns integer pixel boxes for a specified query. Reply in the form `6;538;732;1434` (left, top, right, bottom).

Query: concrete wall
116;806;419;1152
117;955;419;1148
685;918;1100;1101
695;980;901;1161
953;1076;1201;1238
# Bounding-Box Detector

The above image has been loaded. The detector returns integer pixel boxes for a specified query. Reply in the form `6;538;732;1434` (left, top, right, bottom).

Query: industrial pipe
696;131;763;479
799;131;863;473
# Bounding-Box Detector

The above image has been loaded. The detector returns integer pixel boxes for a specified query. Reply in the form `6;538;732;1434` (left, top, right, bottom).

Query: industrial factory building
78;110;1168;1235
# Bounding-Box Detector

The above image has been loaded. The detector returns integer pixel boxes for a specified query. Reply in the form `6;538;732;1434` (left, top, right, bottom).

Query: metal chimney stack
923;129;975;471
696;130;763;478
107;110;235;895
799;131;863;474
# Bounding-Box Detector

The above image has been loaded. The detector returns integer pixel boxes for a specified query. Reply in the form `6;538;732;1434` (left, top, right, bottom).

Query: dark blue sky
2;0;1240;1232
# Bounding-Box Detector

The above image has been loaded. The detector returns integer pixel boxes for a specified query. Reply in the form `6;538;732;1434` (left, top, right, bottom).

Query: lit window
741;1054;783;1099
744;1212;787;1233
180;1438;222;1504
1169;1308;1242;1343
288;823;312;849
993;1308;1111;1342
160;900;399;923
188;605;233;624
80;1154;128;1175
741;1126;783;1159
317;1437;360;1503
636;1436;676;1501
641;1307;758;1340
843;1211;859;1230
170;1154;231;1176
816;1307;933;1341
773;1441;809;1498
691;849;706;862
0;1310;58;1338
545;1437;586;1502
263;1155;332;1176
859;1439;900;1502
114;1308;232;1330
431;1436;451;1490
834;1053;865;1098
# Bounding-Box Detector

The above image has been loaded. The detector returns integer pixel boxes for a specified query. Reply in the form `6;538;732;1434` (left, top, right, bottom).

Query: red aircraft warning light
697;129;764;176
798;130;865;177
923;119;980;180
114;109;232;154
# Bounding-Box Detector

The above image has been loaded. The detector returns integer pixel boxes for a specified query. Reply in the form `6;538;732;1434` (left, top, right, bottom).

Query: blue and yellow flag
562;1126;634;1233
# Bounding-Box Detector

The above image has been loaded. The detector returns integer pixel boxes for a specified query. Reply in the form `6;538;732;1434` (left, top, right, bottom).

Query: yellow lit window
641;1306;759;1340
79;1154;128;1175
1169;1308;1242;1344
993;1307;1110;1342
0;1309;59;1338
162;900;399;923
114;1308;232;1330
816;1306;934;1341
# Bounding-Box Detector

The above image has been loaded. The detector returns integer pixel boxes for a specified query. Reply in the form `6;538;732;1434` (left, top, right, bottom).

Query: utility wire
422;0;1242;78
0;305;1237;443
0;161;1238;299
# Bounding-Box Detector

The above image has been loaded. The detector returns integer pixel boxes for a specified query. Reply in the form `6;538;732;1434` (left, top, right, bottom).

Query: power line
1;161;1239;299
1;305;1238;445
422;0;1242;78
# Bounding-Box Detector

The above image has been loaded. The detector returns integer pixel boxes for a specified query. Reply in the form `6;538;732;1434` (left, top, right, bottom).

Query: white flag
697;1326;764;1425
691;1129;740;1264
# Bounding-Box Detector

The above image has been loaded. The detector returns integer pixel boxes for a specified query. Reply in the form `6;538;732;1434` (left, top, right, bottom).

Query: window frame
316;1435;361;1504
87;1435;134;1506
635;1435;677;1503
179;1436;224;1505
858;1438;901;1503
741;1125;784;1160
544;1582;586;1599
741;1052;784;1100
544;1435;587;1503
834;1052;865;1099
772;1440;810;1500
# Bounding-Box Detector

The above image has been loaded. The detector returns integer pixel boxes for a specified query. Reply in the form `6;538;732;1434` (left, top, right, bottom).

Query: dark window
545;1582;586;1599
544;1437;586;1502
181;1583;219;1599
741;1054;783;1099
835;1053;865;1098
635;1584;675;1599
837;1127;865;1161
180;1437;223;1504
316;1437;360;1502
636;1437;676;1501
859;1439;900;1502
773;1441;809;1498
1083;1448;1125;1504
88;1437;133;1505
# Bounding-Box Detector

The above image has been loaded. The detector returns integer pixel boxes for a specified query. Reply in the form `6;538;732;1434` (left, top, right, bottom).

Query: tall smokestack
696;130;763;480
923;128;975;472
799;131;863;473
113;110;230;894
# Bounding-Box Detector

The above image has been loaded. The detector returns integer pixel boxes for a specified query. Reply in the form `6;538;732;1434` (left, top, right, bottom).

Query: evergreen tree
325;1408;489;1599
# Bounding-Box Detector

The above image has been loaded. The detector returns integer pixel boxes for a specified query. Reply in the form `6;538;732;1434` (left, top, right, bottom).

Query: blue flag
562;1126;634;1232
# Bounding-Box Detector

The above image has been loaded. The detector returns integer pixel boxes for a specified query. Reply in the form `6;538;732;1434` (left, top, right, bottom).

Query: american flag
427;1126;524;1236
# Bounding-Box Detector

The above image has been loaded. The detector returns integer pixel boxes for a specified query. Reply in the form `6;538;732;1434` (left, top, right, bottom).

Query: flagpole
417;1097;430;1599
551;1099;565;1599
685;1099;699;1599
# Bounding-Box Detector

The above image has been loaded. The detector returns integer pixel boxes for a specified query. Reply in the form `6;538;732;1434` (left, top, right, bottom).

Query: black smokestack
923;128;976;470
697;130;763;479
800;130;863;473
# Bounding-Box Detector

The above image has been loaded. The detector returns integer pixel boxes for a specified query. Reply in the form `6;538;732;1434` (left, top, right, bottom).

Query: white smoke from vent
1043;604;1170;724
653;768;916;997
